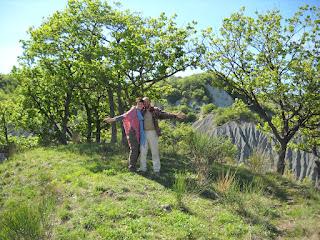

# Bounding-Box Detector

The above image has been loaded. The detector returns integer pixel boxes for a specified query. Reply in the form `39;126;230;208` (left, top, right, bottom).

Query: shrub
0;136;39;159
187;132;237;185
284;168;297;182
213;100;258;126
191;88;206;101
10;136;39;151
185;112;197;123
214;168;241;203
167;89;182;104
159;122;193;154
246;149;270;174
201;103;217;115
241;176;265;195
176;104;192;114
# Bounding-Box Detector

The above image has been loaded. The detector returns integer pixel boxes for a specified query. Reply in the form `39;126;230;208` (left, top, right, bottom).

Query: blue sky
0;0;319;74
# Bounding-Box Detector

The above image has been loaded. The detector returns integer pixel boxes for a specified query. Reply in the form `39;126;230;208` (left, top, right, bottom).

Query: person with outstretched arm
140;97;186;176
104;97;145;172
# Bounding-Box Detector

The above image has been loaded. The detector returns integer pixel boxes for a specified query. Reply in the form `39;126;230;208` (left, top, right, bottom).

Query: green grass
0;144;319;239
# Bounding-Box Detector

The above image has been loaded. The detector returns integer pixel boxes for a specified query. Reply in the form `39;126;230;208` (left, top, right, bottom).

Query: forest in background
0;1;320;239
0;0;319;175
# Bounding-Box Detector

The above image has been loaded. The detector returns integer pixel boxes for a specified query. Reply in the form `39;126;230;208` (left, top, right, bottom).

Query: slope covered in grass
0;144;319;240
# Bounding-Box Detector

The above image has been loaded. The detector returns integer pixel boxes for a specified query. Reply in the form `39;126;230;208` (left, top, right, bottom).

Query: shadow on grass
55;143;104;155
235;199;282;237
178;204;194;215
140;151;192;188
211;163;320;204
137;151;291;203
56;143;129;174
209;163;293;202
54;143;318;202
139;151;221;205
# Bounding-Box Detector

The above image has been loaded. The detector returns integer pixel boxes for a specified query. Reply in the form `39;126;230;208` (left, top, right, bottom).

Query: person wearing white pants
139;130;160;173
139;97;186;174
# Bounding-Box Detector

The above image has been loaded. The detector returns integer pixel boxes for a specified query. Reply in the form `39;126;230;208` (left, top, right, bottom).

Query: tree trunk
29;91;66;144
94;107;101;143
314;160;320;190
1;114;9;145
116;83;127;146
57;130;67;145
276;143;287;175
60;91;72;145
84;100;93;143
107;88;117;143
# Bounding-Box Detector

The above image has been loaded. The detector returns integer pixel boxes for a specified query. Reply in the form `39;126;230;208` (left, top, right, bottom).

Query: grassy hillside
0;145;319;240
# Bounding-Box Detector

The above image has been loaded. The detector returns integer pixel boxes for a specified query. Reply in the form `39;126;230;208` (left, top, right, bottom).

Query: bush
185;112;197;123
159;122;194;154
213;100;258;126
201;103;217;115
11;136;39;151
242;176;265;195
176;104;192;114
246;149;270;174
191;88;206;101
187;132;237;185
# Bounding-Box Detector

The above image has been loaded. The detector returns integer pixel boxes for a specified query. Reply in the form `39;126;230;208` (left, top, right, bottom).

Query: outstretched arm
157;108;186;120
103;114;124;123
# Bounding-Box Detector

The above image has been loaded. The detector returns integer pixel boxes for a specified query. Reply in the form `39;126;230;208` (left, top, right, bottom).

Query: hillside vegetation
0;145;319;240
0;2;319;239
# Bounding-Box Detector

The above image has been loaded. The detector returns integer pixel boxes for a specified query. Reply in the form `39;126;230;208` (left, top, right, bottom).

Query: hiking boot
137;169;147;176
128;167;137;173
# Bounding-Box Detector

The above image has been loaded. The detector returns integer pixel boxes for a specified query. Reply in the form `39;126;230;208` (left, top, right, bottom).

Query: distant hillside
158;72;233;110
193;115;320;183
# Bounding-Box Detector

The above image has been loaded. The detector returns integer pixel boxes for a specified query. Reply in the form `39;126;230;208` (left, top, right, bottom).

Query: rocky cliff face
205;84;234;107
193;114;319;181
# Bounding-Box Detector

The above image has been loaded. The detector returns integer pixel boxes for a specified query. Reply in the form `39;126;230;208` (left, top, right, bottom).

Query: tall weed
215;168;237;194
246;150;271;174
173;172;187;208
187;132;237;185
215;168;240;203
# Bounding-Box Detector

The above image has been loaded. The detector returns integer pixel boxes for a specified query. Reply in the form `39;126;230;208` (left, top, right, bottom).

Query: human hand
176;112;186;119
103;117;115;123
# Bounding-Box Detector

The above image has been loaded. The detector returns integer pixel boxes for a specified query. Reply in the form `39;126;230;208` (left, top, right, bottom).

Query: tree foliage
0;74;23;146
16;0;202;144
204;6;320;174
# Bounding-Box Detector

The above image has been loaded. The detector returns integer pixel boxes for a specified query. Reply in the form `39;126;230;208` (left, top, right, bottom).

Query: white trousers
140;130;160;172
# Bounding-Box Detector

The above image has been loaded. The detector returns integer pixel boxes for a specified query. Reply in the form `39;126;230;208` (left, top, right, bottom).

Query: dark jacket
142;106;177;136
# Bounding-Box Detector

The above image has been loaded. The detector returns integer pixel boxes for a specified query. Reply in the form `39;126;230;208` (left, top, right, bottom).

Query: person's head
135;97;144;110
142;97;150;108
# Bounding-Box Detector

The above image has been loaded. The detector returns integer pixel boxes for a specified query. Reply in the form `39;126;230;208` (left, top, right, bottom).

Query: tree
18;0;113;144
0;74;20;146
17;0;202;145
0;95;13;145
204;6;320;174
112;13;203;98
